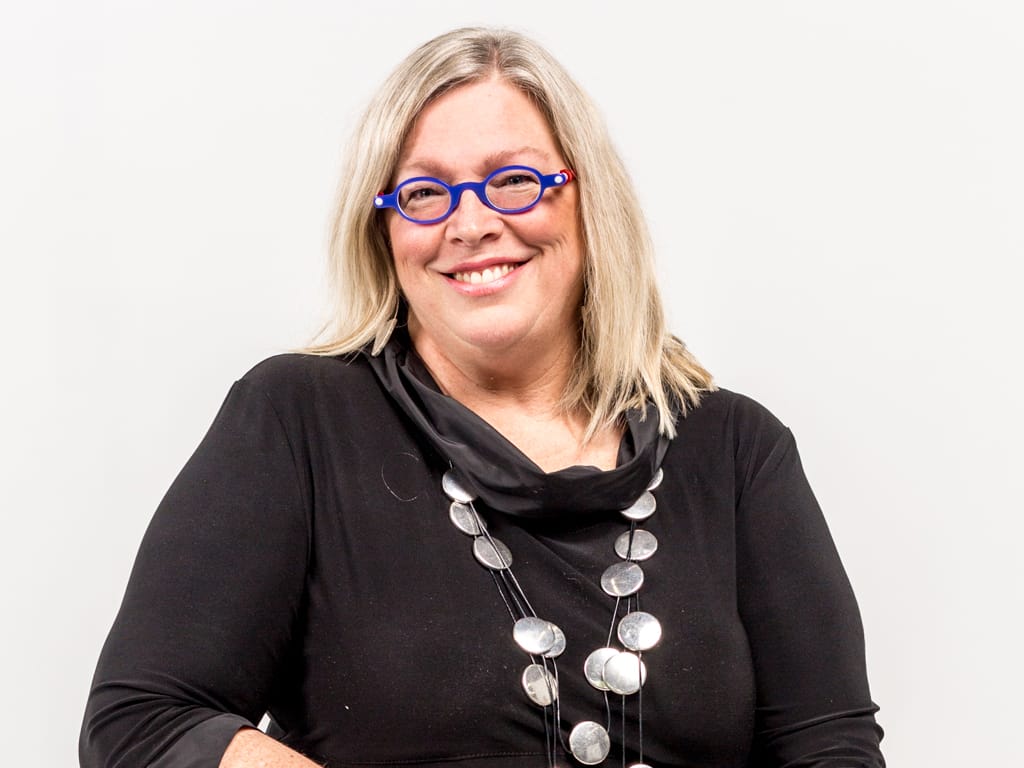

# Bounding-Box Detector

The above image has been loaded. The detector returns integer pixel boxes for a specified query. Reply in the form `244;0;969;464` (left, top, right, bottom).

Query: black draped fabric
80;348;884;768
365;329;670;518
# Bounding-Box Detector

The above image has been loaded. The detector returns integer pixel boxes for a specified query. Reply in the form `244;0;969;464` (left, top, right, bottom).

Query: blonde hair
307;26;713;438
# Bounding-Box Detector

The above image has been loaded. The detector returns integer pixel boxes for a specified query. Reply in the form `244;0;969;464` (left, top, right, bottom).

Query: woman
81;27;884;768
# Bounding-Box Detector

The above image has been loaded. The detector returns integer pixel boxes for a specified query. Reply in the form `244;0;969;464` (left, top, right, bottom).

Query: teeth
453;263;517;284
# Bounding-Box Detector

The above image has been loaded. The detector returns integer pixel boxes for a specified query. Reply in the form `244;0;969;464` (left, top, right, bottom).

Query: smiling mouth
450;263;520;285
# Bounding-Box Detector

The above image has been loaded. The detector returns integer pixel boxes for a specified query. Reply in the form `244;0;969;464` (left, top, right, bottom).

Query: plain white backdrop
2;1;1021;766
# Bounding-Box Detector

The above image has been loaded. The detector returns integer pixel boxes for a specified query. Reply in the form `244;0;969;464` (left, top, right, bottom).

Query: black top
80;349;884;768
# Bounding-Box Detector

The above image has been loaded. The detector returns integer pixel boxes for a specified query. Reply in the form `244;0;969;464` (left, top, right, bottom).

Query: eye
500;174;531;186
406;184;443;199
486;168;544;211
491;170;540;188
398;179;450;213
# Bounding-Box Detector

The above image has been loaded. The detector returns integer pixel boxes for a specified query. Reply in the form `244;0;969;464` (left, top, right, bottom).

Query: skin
220;728;321;767
219;76;621;768
389;77;621;471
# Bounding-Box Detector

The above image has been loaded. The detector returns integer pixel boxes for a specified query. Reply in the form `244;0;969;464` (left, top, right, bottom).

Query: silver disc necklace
442;465;664;767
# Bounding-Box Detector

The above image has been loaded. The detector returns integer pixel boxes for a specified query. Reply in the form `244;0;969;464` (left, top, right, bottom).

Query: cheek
536;210;585;274
520;202;576;246
536;193;582;252
389;226;434;276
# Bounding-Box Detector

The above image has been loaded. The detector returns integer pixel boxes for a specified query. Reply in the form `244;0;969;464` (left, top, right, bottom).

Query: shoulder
236;352;376;396
227;352;388;426
672;387;798;474
668;388;807;503
682;387;789;441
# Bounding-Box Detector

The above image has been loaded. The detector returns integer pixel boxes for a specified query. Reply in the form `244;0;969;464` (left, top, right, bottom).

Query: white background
2;1;1021;766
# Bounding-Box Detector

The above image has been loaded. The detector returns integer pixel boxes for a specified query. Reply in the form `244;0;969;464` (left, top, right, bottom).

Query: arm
733;407;884;766
219;729;321;768
81;374;313;768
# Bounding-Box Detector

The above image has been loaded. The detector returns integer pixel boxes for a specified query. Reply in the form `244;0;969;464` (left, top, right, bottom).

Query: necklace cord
443;466;663;766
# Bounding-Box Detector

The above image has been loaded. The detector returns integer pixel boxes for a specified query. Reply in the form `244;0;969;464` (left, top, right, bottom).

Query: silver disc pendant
620;491;656;521
583;646;618;691
521;663;558;706
647;467;664;491
630;764;654;768
543;624;566;658
472;536;512;570
449;501;483;535
513;617;555;655
603;651;647;695
568;721;611;765
600;561;644;597
618;611;662;651
442;470;475;503
614;529;658;561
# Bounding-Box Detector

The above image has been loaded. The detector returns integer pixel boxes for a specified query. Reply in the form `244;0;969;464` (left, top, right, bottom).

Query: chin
457;323;535;352
412;302;577;360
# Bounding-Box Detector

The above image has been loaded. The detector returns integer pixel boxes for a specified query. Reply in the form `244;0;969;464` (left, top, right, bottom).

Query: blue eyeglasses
374;165;575;224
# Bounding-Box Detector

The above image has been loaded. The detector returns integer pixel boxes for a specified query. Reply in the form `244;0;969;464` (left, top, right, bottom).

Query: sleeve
733;407;885;767
80;376;311;768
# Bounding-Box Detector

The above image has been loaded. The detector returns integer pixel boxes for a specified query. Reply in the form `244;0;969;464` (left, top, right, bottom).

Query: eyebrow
396;146;556;181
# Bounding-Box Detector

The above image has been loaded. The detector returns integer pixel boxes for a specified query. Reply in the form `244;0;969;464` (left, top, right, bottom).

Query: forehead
397;79;562;175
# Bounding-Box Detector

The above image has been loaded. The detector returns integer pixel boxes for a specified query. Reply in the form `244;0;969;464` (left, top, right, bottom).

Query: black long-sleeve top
80;350;884;767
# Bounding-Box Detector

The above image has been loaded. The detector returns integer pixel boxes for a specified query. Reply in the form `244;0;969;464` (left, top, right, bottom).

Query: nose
445;187;503;244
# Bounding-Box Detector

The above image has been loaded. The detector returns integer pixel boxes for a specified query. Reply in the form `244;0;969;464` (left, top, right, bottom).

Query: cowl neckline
364;331;670;519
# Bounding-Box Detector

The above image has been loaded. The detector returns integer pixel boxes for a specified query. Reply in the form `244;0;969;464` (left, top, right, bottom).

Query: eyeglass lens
397;168;543;221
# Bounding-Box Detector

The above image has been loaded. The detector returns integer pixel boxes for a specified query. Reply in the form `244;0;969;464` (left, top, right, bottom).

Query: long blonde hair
307;26;713;438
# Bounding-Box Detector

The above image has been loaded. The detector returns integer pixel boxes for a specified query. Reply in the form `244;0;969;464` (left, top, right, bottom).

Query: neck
407;319;622;472
408;316;577;416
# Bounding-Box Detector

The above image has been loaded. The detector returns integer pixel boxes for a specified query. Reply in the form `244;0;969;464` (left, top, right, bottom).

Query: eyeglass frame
373;165;576;225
